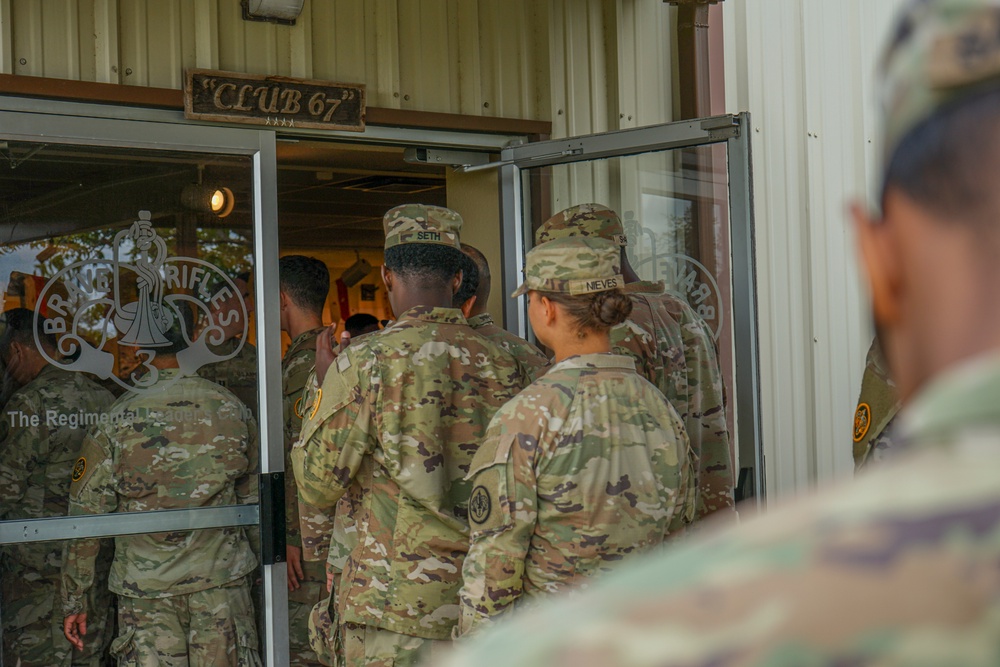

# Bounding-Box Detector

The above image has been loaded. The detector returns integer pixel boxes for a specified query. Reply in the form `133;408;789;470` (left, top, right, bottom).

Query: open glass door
499;114;763;503
0;102;288;665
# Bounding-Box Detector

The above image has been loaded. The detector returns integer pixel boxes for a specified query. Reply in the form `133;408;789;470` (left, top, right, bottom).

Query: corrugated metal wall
1;0;553;120
724;0;909;499
0;0;675;131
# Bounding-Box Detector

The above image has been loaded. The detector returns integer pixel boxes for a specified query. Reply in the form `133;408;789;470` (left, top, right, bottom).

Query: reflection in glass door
501;115;762;505
0;112;286;666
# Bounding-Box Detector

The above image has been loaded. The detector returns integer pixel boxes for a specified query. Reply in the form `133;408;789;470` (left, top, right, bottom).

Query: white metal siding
0;1;677;129
724;0;909;499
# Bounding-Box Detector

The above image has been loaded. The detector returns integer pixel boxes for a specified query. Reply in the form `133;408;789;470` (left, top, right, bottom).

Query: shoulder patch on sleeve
466;436;515;535
297;349;365;447
70;435;108;498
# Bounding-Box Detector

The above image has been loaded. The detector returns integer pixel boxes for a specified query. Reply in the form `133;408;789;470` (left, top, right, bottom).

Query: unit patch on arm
72;457;87;483
469;485;493;526
853;402;872;443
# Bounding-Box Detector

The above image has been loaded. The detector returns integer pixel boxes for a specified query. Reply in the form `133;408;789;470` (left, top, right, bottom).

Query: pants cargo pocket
307;589;341;666
108;627;139;667
233;612;262;667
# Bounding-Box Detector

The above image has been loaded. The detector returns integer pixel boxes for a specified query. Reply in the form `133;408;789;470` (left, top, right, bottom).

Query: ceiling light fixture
181;184;235;218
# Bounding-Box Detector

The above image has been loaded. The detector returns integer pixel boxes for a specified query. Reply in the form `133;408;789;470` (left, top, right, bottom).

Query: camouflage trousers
341;623;449;667
111;577;261;667
2;548;113;667
289;559;326;666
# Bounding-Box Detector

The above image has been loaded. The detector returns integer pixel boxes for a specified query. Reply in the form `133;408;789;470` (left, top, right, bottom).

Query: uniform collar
550;353;636;372
624;280;665;295
900;351;1000;443
395;306;469;326
467;313;495;328
287;327;324;356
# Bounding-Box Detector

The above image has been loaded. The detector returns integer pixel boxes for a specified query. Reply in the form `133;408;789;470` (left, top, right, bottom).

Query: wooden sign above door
185;69;366;132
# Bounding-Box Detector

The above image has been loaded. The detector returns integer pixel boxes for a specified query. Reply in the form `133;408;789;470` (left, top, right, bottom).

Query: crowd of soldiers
0;0;997;665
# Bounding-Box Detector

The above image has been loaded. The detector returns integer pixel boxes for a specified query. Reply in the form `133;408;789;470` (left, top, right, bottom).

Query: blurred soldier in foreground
0;309;115;667
432;2;1000;665
537;205;732;521
62;306;260;666
853;336;900;470
292;204;529;666
457;237;691;636
279;255;330;666
455;243;550;382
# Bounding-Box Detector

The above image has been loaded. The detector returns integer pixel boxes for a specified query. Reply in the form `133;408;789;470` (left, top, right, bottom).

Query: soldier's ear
381;265;394;292
451;270;464;296
853;199;902;329
539;295;558;327
460;295;477;319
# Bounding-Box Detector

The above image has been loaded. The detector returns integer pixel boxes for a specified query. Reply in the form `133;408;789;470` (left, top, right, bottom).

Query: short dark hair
383;243;465;290
159;302;195;355
344;313;380;337
452;252;480;307
279;255;330;316
883;87;1000;232
0;308;55;355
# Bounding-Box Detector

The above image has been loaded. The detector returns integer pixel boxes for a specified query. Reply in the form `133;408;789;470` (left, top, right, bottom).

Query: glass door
499;114;763;503
0;105;288;665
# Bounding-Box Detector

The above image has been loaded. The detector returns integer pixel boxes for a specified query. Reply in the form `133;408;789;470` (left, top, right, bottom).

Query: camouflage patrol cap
535;204;628;247
383;204;462;250
512;237;624;298
881;0;1000;164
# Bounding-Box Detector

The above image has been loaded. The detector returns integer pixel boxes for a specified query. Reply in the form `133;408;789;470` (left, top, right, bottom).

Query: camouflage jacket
199;337;258;420
282;327;324;549
611;281;733;519
62;371;259;614
467;313;550;382
0;366;113;572
291;306;530;640
853;337;900;471
457;353;692;636
437;353;1000;667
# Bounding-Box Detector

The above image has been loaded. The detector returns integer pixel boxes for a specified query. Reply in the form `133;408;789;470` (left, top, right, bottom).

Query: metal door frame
0;100;289;664
499;113;764;502
0;93;525;666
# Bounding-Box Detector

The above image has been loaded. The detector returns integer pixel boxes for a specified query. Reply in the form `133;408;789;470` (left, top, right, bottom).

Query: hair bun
590;290;633;327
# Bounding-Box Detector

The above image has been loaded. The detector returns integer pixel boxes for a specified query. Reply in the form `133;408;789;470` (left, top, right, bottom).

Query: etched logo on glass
33;211;248;392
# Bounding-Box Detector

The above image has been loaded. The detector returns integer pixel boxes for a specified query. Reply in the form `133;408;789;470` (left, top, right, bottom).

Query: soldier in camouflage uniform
536;204;733;521
853;336;900;471
279;255;330;666
198;272;259;418
454;243;550;382
291;204;530;667
457;237;692;636
61;308;261;666
433;2;1000;664
0;309;115;667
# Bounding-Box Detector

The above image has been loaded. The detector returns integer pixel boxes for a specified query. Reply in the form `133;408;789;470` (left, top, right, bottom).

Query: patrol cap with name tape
512;236;624;298
535;203;628;247
383;204;463;250
881;0;1000;165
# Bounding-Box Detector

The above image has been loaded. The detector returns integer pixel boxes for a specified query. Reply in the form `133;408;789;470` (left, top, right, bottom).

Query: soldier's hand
64;612;88;651
287;545;304;591
315;326;338;385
